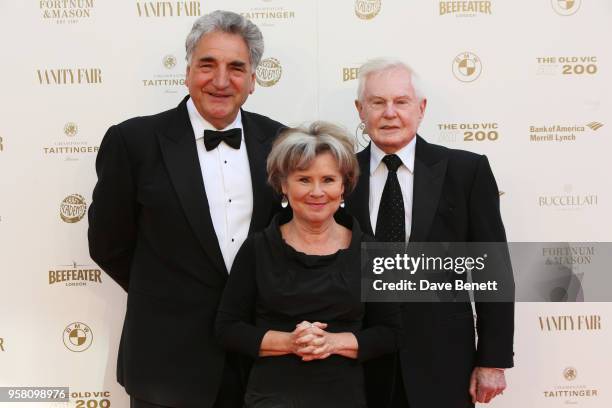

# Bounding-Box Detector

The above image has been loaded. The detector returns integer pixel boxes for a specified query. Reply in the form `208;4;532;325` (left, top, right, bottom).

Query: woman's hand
291;321;358;361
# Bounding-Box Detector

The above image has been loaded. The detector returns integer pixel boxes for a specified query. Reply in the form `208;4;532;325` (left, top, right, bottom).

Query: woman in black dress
216;122;400;407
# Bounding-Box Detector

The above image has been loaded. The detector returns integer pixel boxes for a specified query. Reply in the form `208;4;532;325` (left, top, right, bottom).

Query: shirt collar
370;136;416;175
187;97;243;141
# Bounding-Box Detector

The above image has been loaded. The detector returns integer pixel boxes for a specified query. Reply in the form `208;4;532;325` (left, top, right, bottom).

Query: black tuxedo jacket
88;96;285;408
345;136;514;408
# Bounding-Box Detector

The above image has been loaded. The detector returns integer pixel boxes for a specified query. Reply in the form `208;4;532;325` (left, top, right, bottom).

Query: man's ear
355;100;365;121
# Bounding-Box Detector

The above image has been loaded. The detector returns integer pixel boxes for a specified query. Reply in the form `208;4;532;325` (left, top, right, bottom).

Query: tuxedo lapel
241;110;272;235
349;145;374;236
409;136;447;242
157;97;227;277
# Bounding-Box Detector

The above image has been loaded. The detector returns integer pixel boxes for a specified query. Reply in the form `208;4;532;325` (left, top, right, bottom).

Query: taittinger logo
355;0;381;20
60;194;87;223
452;52;482;82
256;58;282;87
63;322;93;352
142;54;185;91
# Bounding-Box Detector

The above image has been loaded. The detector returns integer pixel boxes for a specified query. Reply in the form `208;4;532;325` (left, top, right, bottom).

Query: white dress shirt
369;138;416;241
187;98;253;272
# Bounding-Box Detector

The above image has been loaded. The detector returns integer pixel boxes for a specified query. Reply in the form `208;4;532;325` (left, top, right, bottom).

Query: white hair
356;58;425;102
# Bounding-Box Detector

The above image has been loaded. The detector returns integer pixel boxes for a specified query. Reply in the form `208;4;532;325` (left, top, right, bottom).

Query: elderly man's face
356;67;426;154
186;31;256;129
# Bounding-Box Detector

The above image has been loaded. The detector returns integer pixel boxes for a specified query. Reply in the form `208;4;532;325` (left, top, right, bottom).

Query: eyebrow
197;56;248;68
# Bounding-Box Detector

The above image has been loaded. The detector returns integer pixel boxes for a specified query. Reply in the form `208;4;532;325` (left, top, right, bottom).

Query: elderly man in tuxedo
345;59;514;408
88;10;284;408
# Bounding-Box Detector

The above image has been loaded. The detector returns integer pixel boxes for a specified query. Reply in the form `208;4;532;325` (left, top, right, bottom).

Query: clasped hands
288;321;338;361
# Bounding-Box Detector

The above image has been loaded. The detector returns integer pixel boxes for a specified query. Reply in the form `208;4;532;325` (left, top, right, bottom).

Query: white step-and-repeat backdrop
1;1;611;407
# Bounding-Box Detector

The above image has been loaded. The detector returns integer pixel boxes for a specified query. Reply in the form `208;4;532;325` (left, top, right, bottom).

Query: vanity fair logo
37;68;102;85
60;194;87;223
355;0;382;20
63;322;93;352
529;122;603;142
538;315;601;331
256;58;282;87
439;1;492;17
452;52;482;82
49;262;103;287
40;0;95;24
142;54;185;93
43;122;99;160
551;0;581;16
437;122;500;143
136;1;201;17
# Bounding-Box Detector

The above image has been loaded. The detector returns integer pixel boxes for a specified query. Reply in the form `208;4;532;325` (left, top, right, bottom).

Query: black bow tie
203;128;242;151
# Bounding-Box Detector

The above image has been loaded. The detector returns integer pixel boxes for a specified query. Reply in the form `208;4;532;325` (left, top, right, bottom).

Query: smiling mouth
380;125;399;130
208;92;232;99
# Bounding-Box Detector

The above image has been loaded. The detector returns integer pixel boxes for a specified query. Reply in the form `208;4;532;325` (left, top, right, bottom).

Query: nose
310;182;324;197
382;101;397;118
212;67;230;89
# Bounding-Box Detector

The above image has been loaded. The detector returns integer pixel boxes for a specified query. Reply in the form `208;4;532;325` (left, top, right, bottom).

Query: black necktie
375;154;405;242
203;128;242;151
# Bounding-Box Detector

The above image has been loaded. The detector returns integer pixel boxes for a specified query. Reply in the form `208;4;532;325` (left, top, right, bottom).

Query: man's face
355;67;427;154
185;31;256;129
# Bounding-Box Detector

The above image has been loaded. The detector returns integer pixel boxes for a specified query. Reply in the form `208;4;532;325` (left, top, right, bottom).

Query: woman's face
282;152;344;226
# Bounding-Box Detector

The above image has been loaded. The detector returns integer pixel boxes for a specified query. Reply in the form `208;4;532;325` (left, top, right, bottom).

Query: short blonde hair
267;121;359;194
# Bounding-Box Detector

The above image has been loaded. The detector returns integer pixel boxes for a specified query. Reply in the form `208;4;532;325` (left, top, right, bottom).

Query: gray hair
356;58;425;102
267;121;360;195
185;10;264;72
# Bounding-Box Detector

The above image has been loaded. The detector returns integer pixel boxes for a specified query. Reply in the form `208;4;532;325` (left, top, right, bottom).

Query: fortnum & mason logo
63;322;93;352
60;194;87;223
439;1;492;17
355;0;381;20
452;52;482;82
136;1;200;17
256;58;282;87
551;0;581;16
40;0;95;24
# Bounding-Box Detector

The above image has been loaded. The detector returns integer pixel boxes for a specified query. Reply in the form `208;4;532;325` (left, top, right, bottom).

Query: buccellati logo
551;0;581;16
163;55;177;70
63;322;93;352
256;58;282;87
60;194;87;223
355;0;381;20
64;122;78;137
452;52;482;82
564;367;577;381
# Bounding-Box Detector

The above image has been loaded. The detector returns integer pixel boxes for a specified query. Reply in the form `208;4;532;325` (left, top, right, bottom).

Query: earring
281;195;289;208
340;195;345;208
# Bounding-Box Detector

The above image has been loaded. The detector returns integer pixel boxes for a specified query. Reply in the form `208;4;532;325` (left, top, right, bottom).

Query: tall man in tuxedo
88;11;284;408
345;59;514;407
